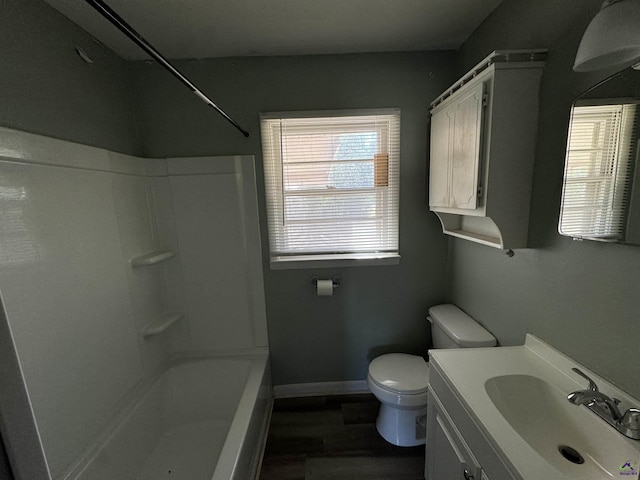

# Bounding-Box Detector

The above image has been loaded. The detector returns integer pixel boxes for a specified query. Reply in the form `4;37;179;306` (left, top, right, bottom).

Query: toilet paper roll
316;279;334;296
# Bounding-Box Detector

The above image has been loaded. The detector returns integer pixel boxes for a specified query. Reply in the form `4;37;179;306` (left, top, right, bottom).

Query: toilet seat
368;353;429;395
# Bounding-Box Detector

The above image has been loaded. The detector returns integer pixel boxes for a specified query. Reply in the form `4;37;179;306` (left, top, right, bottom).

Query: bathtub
66;352;272;480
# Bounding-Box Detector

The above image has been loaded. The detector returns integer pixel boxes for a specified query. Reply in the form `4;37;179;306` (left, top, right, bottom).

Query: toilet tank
428;304;496;349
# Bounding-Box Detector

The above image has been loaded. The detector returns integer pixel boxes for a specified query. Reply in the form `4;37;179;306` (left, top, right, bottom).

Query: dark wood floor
259;394;424;480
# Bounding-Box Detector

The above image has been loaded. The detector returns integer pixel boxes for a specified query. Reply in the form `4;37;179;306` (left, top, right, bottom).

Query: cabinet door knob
463;469;474;480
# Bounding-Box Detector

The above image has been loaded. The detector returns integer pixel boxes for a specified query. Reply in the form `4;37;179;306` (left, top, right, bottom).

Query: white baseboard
273;380;370;399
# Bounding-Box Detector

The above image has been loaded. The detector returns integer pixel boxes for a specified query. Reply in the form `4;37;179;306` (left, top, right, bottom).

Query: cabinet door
426;392;482;480
429;106;452;208
431;414;481;480
450;81;484;210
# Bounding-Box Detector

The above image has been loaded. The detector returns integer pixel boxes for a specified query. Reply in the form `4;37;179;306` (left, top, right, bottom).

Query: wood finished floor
259;394;424;480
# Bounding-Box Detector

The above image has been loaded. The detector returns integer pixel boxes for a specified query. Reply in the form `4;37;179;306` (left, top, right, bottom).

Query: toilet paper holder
310;275;342;289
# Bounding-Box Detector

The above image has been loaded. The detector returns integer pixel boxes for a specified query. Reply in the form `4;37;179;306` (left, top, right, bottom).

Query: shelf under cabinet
432;211;527;249
444;229;502;248
130;250;176;267
142;312;184;337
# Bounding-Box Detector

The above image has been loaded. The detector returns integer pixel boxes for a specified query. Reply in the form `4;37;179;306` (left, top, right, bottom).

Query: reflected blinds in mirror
559;103;639;241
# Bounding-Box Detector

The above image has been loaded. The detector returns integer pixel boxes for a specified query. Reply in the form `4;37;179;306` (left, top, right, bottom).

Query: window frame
260;109;401;270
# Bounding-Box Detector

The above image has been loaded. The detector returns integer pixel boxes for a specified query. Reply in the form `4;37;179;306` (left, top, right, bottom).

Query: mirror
559;67;640;245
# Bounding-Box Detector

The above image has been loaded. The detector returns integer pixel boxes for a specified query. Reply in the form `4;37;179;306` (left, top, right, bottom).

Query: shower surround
0;126;270;479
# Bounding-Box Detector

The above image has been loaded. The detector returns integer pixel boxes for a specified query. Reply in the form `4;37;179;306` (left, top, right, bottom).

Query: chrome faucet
567;368;623;419
567;367;640;440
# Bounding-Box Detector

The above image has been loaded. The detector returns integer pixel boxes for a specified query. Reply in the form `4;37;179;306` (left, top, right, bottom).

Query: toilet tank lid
428;304;496;347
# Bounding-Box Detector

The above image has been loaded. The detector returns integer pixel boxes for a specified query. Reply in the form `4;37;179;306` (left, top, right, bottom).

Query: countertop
429;334;640;480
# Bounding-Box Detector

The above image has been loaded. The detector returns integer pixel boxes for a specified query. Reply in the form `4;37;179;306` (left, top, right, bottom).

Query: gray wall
448;0;640;399
8;0;637;417
0;0;140;155
131;52;455;384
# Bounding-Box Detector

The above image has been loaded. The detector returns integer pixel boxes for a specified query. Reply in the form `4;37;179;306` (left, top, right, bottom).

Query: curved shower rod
84;0;250;138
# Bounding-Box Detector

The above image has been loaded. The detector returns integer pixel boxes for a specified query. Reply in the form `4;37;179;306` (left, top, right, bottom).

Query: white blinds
559;103;638;241
260;110;400;259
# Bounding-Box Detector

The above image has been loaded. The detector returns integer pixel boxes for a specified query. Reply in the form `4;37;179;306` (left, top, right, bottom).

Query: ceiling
43;0;503;60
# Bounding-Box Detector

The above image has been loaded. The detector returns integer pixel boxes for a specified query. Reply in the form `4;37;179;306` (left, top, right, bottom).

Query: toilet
367;304;496;446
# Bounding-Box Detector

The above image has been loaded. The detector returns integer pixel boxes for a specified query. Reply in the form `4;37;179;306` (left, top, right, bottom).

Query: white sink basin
429;335;640;480
485;374;638;477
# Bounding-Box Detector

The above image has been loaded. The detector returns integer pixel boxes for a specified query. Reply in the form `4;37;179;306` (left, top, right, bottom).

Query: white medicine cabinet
428;50;546;249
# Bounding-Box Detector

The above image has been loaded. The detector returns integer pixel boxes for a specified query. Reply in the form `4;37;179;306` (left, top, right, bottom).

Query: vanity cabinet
425;364;516;480
427;390;482;480
428;50;546;249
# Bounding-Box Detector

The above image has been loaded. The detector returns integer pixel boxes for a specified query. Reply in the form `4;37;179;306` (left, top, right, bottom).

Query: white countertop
429;334;640;480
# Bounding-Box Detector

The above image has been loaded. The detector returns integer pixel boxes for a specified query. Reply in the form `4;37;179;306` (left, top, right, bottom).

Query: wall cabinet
428;50;546;249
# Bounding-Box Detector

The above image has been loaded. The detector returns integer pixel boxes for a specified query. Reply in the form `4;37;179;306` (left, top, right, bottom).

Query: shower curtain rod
84;0;250;138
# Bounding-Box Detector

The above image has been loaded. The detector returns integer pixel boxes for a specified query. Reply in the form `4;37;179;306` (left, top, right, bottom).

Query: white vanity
425;335;640;479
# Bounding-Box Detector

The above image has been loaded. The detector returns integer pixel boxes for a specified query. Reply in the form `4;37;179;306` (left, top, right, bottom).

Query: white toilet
367;304;496;446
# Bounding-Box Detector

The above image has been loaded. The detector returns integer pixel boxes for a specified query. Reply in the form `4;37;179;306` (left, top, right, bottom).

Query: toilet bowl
367;353;430;446
367;304;496;447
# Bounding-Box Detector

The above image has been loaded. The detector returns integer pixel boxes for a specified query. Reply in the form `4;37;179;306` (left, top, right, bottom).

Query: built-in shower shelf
130;250;176;267
143;312;184;337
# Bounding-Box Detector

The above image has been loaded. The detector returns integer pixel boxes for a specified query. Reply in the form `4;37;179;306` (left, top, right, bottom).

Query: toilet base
375;403;427;447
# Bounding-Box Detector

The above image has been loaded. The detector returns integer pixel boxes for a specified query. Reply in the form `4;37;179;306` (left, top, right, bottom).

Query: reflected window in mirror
559;67;640;244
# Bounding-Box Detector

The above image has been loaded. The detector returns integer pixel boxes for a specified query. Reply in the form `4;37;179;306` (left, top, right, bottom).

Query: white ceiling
43;0;503;60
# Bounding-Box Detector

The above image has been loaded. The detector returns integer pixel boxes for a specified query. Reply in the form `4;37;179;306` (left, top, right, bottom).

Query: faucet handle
572;367;599;392
621;408;640;430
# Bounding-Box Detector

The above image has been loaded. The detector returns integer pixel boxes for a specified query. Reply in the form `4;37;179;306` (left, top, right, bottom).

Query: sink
485;374;639;477
429;337;640;480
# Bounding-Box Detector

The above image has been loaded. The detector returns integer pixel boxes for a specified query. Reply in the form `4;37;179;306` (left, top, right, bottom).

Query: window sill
270;253;401;270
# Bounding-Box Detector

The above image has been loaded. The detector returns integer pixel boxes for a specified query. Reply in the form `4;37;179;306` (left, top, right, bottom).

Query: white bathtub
67;352;272;480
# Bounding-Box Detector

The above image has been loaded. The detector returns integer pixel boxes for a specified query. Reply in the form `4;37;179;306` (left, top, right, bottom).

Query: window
559;102;639;241
260;109;400;268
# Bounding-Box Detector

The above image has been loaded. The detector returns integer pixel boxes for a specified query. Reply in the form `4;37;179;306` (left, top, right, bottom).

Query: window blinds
260;110;400;260
559;103;638;241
